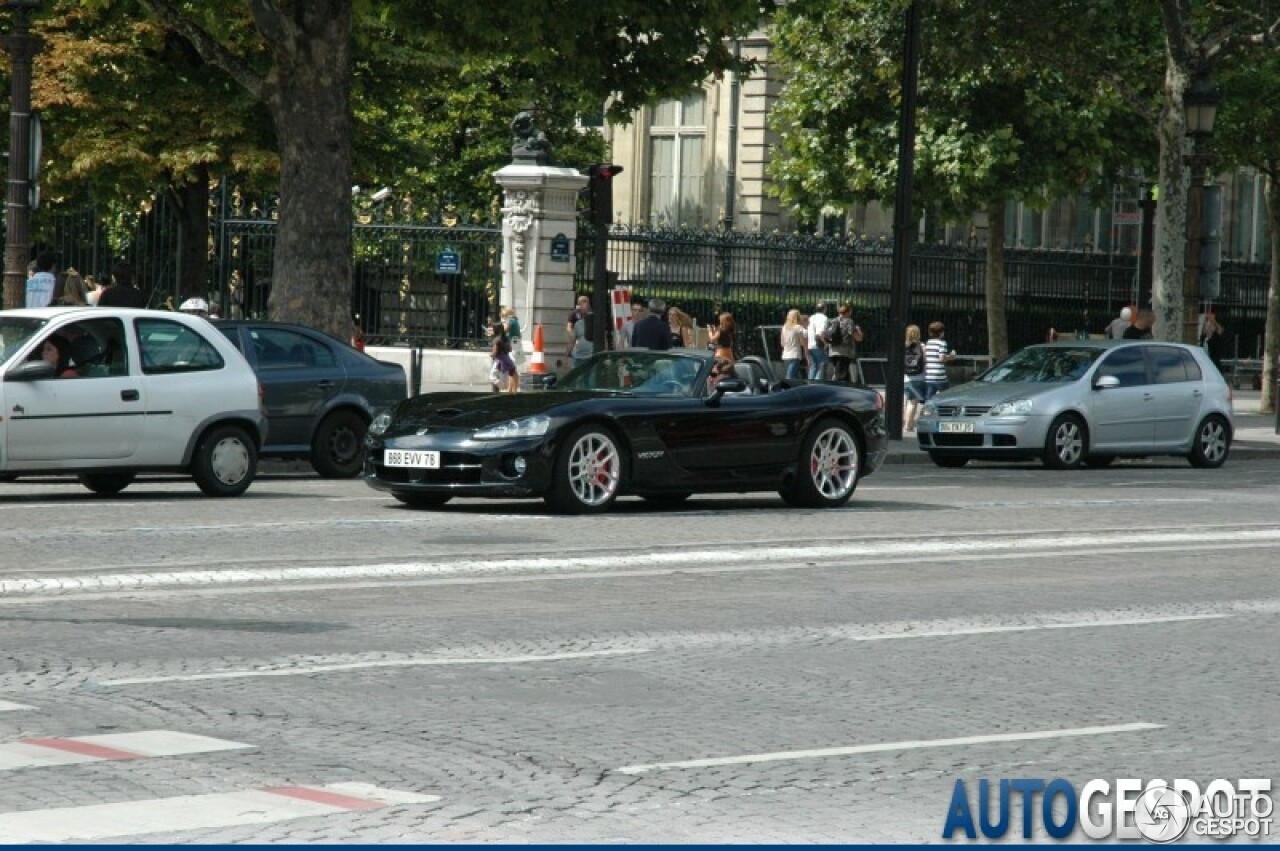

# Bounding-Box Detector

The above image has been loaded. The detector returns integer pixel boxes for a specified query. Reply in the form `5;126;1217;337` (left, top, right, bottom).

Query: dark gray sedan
916;340;1233;469
216;321;407;477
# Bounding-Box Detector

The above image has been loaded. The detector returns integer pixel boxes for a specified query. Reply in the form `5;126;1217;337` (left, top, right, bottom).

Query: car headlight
474;415;551;440
921;402;937;417
368;410;393;437
989;398;1033;416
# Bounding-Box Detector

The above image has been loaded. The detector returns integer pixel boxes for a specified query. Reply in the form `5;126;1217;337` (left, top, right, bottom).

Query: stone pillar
494;164;588;367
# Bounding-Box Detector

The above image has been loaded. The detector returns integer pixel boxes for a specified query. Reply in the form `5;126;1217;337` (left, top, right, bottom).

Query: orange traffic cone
529;323;547;375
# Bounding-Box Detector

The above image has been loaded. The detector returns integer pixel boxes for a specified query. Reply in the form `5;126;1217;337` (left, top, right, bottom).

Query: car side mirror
540;375;558;389
1093;374;1120;390
705;376;746;407
6;360;56;382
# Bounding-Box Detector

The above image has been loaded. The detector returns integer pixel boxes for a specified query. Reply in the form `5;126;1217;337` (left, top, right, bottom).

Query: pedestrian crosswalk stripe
0;700;33;712
0;730;253;771
0;783;440;842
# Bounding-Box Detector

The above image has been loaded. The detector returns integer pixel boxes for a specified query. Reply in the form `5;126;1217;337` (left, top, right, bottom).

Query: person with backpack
825;302;863;382
903;324;927;431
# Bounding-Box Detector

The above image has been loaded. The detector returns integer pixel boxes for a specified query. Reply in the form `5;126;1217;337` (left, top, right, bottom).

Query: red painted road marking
264;786;387;811
22;738;142;760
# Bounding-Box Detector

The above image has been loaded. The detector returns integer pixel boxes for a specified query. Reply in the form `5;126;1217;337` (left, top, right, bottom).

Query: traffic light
586;163;623;227
1199;184;1222;300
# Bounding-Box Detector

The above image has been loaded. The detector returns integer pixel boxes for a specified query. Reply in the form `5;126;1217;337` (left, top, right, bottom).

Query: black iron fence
579;224;1271;362
28;205;1271;361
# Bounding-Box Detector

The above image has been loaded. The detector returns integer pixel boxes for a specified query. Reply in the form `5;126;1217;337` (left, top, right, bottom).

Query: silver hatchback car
916;341;1233;469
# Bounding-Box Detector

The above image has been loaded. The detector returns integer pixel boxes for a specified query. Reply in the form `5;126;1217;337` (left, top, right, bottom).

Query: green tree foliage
33;0;767;338
28;0;276;298
769;0;1143;358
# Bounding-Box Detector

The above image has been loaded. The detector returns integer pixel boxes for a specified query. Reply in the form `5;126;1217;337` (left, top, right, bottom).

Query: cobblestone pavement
0;461;1276;842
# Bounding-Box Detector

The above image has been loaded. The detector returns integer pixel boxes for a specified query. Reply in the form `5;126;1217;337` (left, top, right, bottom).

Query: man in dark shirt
630;299;672;350
96;262;147;308
1122;308;1154;339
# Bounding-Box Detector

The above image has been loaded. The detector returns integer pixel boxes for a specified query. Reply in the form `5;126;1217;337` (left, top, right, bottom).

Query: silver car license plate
384;449;441;468
938;422;975;433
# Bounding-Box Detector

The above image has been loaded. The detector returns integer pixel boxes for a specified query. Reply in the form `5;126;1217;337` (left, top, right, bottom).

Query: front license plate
384;449;441;468
938;422;975;433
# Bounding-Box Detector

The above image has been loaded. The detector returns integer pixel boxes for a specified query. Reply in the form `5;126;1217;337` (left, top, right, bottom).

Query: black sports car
362;349;887;513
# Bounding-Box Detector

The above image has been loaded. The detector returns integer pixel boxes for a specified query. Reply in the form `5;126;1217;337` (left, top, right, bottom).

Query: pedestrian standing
708;312;737;363
903;324;926;430
565;295;594;367
1122;309;1154;339
924;320;956;399
807;301;830;379
502;306;523;367
825;303;863;383
25;252;58;308
96;262;147;308
631;298;673;350
668;306;694;348
489;322;519;393
1105;306;1132;339
780;309;808;380
54;268;90;306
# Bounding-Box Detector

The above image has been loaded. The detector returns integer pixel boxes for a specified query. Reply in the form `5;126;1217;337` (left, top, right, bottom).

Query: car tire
930;454;969;468
392;491;452;508
785;417;859;508
78;472;135;496
545;424;624;514
1042;414;1087;470
311;410;367;478
1188;414;1231;468
1084;455;1116;468
191;424;257;497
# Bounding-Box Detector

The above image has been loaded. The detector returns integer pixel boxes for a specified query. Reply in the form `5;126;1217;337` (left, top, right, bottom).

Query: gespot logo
942;777;1273;842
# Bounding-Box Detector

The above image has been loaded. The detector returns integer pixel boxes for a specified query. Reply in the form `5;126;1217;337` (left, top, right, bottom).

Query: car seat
69;335;108;376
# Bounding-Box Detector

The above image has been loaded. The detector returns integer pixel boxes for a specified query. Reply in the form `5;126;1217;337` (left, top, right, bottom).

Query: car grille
935;404;991;417
932;434;985;447
373;451;484;484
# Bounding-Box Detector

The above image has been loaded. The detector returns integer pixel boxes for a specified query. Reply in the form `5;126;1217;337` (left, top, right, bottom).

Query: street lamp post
1;0;41;310
1182;65;1220;343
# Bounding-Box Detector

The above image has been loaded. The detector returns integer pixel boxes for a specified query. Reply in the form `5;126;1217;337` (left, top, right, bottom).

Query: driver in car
707;358;734;392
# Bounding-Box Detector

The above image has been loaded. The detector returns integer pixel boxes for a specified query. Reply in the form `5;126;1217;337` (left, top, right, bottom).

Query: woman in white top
779;309;808;379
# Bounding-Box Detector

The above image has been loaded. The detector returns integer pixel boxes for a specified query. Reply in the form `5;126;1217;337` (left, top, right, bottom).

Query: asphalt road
0;459;1276;843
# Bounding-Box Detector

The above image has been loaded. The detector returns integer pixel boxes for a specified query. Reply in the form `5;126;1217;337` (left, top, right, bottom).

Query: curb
879;442;1280;467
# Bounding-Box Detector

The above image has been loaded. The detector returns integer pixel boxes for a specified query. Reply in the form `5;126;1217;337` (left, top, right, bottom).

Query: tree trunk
171;166;209;301
985;201;1008;361
1152;57;1191;343
261;1;353;341
1262;169;1280;414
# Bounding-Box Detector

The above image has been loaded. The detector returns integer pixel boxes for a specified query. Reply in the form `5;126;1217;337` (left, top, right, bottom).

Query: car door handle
121;389;140;402
1143;393;1154;401
316;380;335;389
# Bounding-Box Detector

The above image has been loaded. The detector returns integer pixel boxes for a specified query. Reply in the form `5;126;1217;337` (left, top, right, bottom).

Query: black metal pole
591;174;613;350
2;3;41;310
886;0;921;441
1137;185;1156;310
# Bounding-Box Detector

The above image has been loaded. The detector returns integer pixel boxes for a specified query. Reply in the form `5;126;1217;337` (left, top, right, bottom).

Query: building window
648;92;706;226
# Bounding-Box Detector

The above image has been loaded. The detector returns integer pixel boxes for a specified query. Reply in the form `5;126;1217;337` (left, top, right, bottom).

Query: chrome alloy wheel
1197;417;1229;464
1052;419;1085;466
566;431;621;507
808;426;858;499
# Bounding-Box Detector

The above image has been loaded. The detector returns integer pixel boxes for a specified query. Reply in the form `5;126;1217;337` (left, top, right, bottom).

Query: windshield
0;317;48;365
979;346;1102;384
557;351;705;396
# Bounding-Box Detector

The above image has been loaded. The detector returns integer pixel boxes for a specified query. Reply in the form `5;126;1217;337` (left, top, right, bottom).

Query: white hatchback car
0;307;267;496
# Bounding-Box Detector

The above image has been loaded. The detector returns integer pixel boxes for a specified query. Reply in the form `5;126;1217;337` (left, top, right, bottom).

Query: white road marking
0;783;439;843
0;699;33;712
615;722;1164;775
97;648;651;686
93;611;1231;688
0;731;253;771
4;526;1280;598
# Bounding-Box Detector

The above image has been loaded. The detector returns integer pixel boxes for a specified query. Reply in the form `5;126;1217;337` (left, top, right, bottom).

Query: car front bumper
363;431;556;497
915;414;1049;458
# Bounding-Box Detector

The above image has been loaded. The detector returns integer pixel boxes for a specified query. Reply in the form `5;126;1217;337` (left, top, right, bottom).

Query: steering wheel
659;380;687;395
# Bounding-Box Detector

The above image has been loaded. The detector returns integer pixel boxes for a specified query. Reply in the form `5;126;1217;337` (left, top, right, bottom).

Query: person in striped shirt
924;320;956;399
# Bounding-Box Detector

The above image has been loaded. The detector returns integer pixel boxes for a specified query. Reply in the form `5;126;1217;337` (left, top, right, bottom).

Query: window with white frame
648;92;706;226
